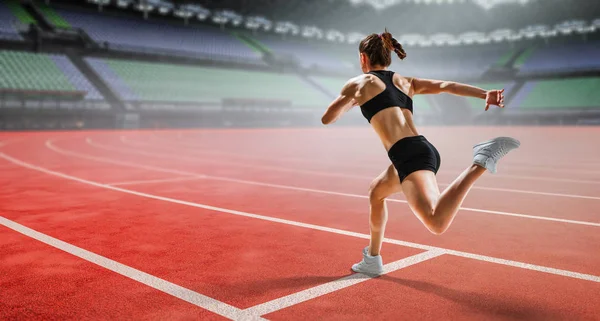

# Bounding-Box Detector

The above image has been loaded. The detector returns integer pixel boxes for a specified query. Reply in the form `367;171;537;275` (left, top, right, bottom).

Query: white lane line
460;185;600;200
443;249;600;282
125;136;600;197
0;216;259;321
0;137;22;148
171;133;600;181
114;137;368;180
243;249;445;316
501;164;600;175
178;129;600;169
3;150;599;286
109;176;203;186
145;135;349;167
489;173;600;185
47;138;600;227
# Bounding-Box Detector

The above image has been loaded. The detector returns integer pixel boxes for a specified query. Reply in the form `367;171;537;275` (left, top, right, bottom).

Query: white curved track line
48;137;600;227
0;216;257;321
0;137;22;148
122;135;600;201
482;173;600;185
437;155;600;172
128;134;379;169
151;133;600;185
2;150;599;287
501;164;600;175
112;137;368;180
109;176;201;186
174;132;600;176
458;185;600;200
149;133;363;168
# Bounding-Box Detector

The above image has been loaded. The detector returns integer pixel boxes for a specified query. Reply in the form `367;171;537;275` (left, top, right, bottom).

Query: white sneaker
352;246;384;276
473;137;520;174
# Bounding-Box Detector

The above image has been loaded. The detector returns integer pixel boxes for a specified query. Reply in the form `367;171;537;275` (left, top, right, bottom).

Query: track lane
0;146;423;309
13;134;600;277
83;134;600;223
0;225;228;320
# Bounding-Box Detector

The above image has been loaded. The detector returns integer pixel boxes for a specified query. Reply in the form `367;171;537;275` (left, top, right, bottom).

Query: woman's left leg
367;164;403;256
350;164;401;276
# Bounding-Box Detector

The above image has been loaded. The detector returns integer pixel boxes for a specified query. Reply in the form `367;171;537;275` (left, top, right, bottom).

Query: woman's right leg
401;165;484;235
401;137;520;234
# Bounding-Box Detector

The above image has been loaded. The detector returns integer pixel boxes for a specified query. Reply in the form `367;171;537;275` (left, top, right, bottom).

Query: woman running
321;29;520;276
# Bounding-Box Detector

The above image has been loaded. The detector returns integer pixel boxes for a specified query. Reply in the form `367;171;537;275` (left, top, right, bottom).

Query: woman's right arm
321;80;359;125
411;78;505;110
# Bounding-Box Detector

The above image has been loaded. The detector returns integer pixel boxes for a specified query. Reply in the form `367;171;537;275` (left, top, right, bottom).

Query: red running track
1;126;599;320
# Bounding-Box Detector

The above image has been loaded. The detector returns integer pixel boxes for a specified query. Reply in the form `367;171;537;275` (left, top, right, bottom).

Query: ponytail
358;28;407;67
380;28;407;60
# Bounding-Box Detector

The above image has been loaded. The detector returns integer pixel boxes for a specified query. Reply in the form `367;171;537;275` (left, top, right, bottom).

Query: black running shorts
387;135;441;183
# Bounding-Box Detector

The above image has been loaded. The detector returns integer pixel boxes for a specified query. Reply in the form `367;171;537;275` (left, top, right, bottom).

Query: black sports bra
359;70;413;123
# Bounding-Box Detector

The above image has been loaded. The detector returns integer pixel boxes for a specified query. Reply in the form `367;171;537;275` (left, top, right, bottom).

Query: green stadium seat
0;51;74;92
35;1;71;28
519;78;600;109
0;50;103;100
91;59;332;107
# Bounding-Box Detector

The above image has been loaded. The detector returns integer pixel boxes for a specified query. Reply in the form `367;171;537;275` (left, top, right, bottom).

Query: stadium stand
86;58;331;107
56;9;266;65
0;0;598;127
517;41;600;75
0;0;26;40
0;50;103;100
511;78;600;110
36;1;71;28
4;0;36;25
86;59;140;101
397;45;512;80
252;33;357;72
307;75;346;96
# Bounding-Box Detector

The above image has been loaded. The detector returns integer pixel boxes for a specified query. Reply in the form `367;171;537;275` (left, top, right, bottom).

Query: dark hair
358;28;407;67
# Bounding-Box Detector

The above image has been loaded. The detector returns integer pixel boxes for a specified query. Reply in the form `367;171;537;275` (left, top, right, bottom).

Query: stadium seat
0;0;25;40
517;41;600;74
252;33;358;72
512;78;600;109
86;58;331;107
397;45;511;80
0;50;103;100
57;9;265;65
36;1;71;28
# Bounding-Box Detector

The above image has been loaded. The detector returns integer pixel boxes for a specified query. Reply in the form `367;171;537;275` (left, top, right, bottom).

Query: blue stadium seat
57;9;266;65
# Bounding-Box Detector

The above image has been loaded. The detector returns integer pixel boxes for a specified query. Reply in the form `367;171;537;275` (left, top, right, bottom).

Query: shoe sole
351;267;383;277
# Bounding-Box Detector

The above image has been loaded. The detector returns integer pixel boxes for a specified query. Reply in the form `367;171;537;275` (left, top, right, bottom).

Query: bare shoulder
347;74;371;86
341;74;370;95
391;72;415;96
